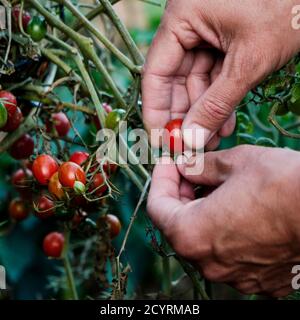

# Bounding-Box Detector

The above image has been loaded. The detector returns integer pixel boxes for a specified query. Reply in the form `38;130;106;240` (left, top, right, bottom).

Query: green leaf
291;83;300;103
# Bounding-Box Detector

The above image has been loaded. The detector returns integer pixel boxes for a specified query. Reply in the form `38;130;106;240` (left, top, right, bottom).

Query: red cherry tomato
12;6;32;30
69;151;89;166
12;168;33;191
32;155;59;185
89;173;108;196
34;195;55;219
1;107;23;132
163;119;184;154
48;172;65;200
9;134;34;160
104;214;121;238
9;198;30;221
103;161;118;174
43;232;64;258
58;162;86;188
0;90;17;116
93;103;113;130
46;112;71;137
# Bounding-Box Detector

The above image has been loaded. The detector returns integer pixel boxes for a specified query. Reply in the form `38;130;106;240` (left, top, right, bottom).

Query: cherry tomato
46;112;71;137
12;168;33;191
12;6;32;30
103;161;118;174
93;103;113;130
103;214;121;238
1;107;23;132
43;232;64;258
0;103;7;129
69;151;89;166
32;154;59;185
9;198;30;221
58;162;86;189
26;16;47;42
34;195;55;219
48;172;65;200
9;134;34;160
71;211;88;228
163;119;184;154
89;173;108;196
0;90;17;116
105;108;126;130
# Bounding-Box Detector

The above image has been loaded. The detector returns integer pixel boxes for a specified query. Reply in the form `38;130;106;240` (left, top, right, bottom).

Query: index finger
142;22;185;132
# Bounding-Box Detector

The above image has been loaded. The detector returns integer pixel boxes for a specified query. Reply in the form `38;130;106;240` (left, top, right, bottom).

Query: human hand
147;146;300;297
142;0;300;149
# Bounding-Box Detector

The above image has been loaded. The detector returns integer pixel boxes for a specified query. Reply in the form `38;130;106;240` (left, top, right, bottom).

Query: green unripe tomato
0;102;8;129
26;16;47;42
105;109;126;129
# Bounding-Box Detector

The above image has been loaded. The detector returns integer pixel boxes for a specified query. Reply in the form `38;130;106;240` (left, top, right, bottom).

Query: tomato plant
11;168;33;193
9;198;30;221
58;162;86;189
12;6;32;30
105;108;126;129
32;155;59;185
34;195;55;219
1;107;23;132
43;232;64;258
69;151;89;166
48;172;65;200
46;112;71;137
9;134;34;160
0;103;8;128
104;214;121;239
0;90;17;116
26;16;47;42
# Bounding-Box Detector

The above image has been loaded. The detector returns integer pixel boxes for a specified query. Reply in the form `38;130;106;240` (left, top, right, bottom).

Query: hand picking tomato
46;112;71;137
1;107;23;132
69;151;89;166
163;119;184;154
34;195;55;219
9;198;30;221
26;16;47;42
0;90;17;116
43;232;64;258
103;214;121;238
32;155;59;185
9;134;34;160
58;162;86;189
48;172;65;200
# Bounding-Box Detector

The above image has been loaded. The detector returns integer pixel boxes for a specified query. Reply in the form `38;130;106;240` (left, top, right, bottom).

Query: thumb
183;73;250;149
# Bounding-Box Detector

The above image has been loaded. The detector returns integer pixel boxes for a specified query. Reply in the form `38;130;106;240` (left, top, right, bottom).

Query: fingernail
182;123;213;150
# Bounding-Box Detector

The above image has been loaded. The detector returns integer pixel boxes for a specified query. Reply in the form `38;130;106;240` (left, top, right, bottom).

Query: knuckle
200;95;233;126
201;264;229;282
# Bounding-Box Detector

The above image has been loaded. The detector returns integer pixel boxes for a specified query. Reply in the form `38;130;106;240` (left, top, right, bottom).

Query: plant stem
99;0;144;65
63;227;79;300
54;0;139;73
161;237;171;296
71;0;121;34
